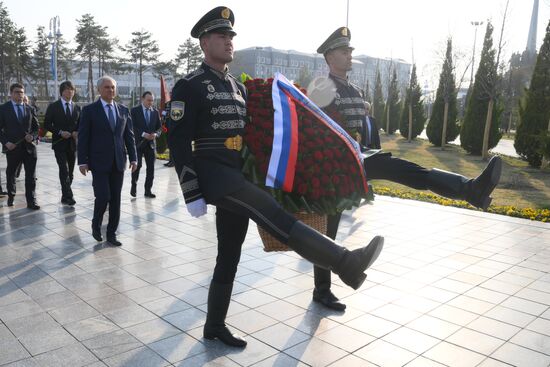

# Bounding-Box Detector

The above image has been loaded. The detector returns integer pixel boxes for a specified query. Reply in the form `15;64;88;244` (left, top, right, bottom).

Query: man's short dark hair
142;91;153;98
10;83;24;92
59;81;75;96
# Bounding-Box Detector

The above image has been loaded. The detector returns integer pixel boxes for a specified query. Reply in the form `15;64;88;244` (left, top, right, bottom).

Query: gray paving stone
82;330;143;360
102;346;170;367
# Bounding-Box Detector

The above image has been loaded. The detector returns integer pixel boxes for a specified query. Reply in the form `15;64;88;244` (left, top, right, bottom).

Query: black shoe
27;203;40;210
66;198;76;206
0;190;7;197
130;184;136;198
164;161;174;167
106;235;122;246
7;196;14;206
287;221;384;291
337;236;385;290
313;289;347;311
92;228;103;242
428;156;502;211
144;192;156;198
204;326;247;347
468;156;502;210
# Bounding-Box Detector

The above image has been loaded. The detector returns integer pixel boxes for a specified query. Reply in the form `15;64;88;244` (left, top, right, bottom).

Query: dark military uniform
311;26;502;310
168;8;384;348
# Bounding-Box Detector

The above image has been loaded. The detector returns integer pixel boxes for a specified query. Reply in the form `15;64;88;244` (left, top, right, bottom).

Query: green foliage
426;38;459;146
372;68;385;121
32;26;50;98
123;30;160;96
399;64;426;139
382;68;400;134
515;19;550;167
175;38;202;76
156;132;168;154
461;22;502;155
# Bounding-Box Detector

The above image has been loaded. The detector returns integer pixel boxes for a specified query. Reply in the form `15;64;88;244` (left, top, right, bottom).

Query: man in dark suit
364;101;381;150
78;76;137;246
130;91;162;198
0;83;39;209
44;81;81;206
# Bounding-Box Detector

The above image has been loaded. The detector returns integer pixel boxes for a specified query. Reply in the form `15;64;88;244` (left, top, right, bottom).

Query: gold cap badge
221;8;230;19
341;27;348;36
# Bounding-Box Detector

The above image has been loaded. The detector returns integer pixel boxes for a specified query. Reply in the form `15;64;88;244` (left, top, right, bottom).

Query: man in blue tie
130;91;162;198
78;76;137;246
0;83;40;209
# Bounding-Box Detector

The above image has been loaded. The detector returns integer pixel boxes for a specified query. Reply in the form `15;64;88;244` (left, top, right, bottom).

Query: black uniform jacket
168;62;248;204
44;99;81;151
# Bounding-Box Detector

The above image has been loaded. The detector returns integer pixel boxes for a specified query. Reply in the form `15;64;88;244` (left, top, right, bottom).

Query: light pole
470;20;484;85
48;16;61;100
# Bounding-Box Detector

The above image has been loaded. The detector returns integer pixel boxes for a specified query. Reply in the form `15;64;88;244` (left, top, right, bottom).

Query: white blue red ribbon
266;73;368;194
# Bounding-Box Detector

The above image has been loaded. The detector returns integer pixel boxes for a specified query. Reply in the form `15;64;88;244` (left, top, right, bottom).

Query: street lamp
48;16;61;100
470;20;484;85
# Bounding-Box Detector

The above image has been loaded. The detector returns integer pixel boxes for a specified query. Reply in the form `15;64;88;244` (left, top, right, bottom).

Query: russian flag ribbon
266;73;368;195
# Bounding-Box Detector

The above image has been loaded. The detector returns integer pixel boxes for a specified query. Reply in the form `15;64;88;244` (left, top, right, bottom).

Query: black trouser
5;148;36;204
131;146;155;192
364;152;430;189
91;163;124;236
54;147;76;200
313;213;342;292
210;180;297;283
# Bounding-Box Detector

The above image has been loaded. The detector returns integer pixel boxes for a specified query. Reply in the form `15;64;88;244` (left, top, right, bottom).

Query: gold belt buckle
224;135;242;151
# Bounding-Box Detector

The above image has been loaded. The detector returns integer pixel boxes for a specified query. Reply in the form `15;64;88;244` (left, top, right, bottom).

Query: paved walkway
0;144;549;367
418;132;519;158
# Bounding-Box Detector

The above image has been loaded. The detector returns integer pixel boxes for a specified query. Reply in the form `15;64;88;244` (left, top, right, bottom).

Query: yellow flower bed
373;186;550;223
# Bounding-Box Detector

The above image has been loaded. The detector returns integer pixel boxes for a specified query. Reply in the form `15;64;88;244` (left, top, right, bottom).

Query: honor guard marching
307;26;503;311
167;6;384;348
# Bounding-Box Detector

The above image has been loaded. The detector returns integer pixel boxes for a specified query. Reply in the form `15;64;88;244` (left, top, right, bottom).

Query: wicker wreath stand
259;212;327;252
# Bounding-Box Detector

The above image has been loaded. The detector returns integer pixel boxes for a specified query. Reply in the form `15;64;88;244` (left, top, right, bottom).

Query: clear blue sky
5;0;550;87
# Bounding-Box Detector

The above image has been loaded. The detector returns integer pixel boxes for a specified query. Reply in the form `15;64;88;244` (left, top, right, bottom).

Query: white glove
186;198;207;218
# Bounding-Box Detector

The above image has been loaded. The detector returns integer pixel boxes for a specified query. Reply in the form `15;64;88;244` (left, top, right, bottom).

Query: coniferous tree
515;19;550;167
33;26;51;98
461;22;502;155
372;67;384;121
123;30;160;96
175;38;202;76
399;64;425;140
75;14;105;101
0;1;17;98
363;79;371;103
382;67;399;134
426;39;459;146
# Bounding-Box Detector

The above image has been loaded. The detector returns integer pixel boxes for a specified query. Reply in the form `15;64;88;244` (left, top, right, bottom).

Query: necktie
65;102;71;119
107;104;116;131
16;104;23;123
145;108;150;128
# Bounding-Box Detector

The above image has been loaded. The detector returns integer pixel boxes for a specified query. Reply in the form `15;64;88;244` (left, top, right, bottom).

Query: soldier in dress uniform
168;6;384;348
307;27;503;311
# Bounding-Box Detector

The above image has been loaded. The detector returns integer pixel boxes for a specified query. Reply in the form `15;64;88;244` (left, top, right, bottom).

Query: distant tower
526;0;539;55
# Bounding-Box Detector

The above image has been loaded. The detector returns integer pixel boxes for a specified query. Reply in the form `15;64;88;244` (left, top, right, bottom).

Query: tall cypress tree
460;22;502;155
123;30;160;96
399;64;425;140
426;39;459;146
372;67;385;121
33;26;50;98
382;67;400;134
515;19;550;167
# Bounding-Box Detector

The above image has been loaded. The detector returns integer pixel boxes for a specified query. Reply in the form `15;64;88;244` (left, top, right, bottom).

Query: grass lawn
370;134;550;210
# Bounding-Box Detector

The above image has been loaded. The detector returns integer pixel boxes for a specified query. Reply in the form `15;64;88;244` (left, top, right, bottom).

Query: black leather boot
203;281;247;348
287;221;384;290
427;156;502;211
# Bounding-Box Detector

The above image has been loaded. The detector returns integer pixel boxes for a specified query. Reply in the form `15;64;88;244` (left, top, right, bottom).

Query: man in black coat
364;101;381;150
44;81;81;205
0;83;40;209
78;76;137;246
130;91;162;198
